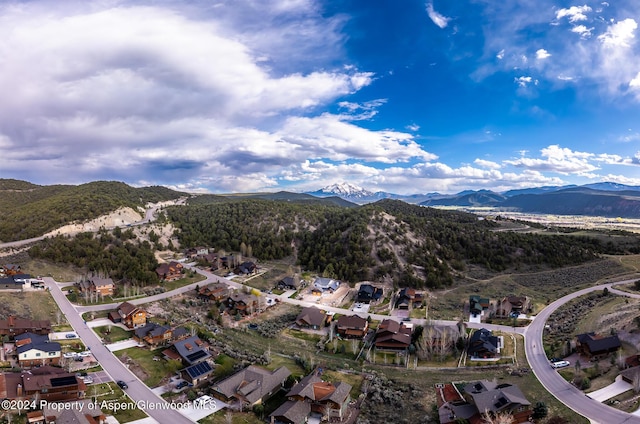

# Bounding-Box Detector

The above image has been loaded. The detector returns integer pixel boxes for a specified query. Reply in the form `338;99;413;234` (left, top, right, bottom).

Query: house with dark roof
374;319;412;351
110;302;147;329
15;332;61;367
236;261;257;275
0;276;25;290
296;307;327;330
155;261;184;282
164;335;211;366
0;315;51;338
468;328;500;359
270;373;352;423
336;315;368;339
469;295;491;317
436;380;531;424
356;284;383;303
576;332;621;359
277;276;300;290
395;288;424;309
211;365;291;407
181;361;215;386
1;264;22;276
0;366;86;403
133;322;172;346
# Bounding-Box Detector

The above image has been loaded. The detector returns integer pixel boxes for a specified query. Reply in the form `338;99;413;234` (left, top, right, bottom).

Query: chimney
17;383;23;397
8;315;15;327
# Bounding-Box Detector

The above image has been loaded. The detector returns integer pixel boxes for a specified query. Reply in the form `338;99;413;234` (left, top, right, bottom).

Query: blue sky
1;0;639;194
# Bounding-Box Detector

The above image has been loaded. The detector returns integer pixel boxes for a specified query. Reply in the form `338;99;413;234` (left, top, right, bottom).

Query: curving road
524;280;640;424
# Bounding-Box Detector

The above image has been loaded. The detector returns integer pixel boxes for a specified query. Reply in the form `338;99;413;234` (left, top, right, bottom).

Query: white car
551;360;570;369
63;352;77;358
77;351;91;357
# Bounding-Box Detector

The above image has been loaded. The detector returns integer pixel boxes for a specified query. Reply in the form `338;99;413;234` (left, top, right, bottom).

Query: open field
0;291;64;323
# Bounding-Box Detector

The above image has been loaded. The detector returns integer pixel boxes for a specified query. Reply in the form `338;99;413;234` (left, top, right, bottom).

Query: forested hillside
0;180;184;241
29;229;159;285
164;198;623;289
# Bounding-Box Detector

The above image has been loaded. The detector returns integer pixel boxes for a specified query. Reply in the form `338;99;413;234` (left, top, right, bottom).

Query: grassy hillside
0;179;185;242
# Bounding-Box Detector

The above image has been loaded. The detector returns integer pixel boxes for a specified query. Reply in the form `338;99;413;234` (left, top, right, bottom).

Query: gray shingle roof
213;365;291;405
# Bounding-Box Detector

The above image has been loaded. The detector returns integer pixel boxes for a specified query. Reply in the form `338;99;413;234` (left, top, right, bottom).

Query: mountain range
306;182;640;218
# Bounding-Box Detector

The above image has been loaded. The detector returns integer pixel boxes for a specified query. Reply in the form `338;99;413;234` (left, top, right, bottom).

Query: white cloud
571;25;593;37
426;3;450;29
504;145;599;174
474;159;502;169
556;5;592;23
496;49;505;60
598;18;638;47
515;76;538;87
629;71;640;89
536;49;551;59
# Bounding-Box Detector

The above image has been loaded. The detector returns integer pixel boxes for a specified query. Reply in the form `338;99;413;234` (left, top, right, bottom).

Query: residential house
576;332;621;359
395;288;424;309
356;284;383;304
197;283;230;302
181;361;215;386
0;366;86;403
226;292;259;316
185;247;209;259
171;326;190;341
269;400;310;424
76;277;115;297
163;335;211;366
13;274;45;290
312;277;340;294
277;277;300;291
468;328;500;359
0;276;24;290
469;295;491;317
40;399;107;424
495;295;532;318
1;264;22;276
236;261;257;275
374;319;412;351
15;332;61;367
211;365;291;407
0;315;51;338
296;307;327;330
155;261;184;282
436;380;531;424
271;373;352;423
336;315;368;339
133;322;172;346
110;302;147;329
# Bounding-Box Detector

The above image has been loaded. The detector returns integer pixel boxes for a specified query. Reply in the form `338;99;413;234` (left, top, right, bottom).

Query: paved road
44;277;196;424
524;280;640;424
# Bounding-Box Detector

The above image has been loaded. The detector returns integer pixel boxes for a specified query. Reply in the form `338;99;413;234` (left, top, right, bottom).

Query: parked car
176;381;189;389
551;360;570;369
63;352;77;358
65;333;77;339
77;351;91;357
116;380;128;390
82;376;94;384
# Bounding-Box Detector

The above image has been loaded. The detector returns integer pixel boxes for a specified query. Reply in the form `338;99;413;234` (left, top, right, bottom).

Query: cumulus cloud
536;49;551;59
505;145;599;174
598;18;637;47
556;5;592;23
515;76;538;87
474;159;502;169
426;3;450;29
572;24;593;37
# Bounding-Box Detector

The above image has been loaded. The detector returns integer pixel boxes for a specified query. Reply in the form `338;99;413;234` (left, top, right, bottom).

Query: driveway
106;339;142;352
587;375;632;402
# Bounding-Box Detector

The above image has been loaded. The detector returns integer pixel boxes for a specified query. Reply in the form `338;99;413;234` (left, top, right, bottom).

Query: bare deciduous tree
482;409;514;424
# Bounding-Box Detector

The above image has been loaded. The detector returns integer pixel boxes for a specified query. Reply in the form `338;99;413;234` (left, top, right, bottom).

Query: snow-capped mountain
318;183;374;197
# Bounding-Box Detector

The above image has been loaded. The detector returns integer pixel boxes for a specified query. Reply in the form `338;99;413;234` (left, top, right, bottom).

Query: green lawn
163;271;206;291
117;346;174;387
93;325;132;343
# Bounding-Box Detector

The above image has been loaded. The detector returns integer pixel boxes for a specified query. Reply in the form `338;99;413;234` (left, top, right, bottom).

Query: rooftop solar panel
186;350;208;363
50;376;78;387
187;361;213;378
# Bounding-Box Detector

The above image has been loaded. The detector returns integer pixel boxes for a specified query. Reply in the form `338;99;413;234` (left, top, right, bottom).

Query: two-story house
15;332;61;367
335;315;368;338
0;316;51;338
109;301;147;329
155;261;184;282
211;365;291;408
